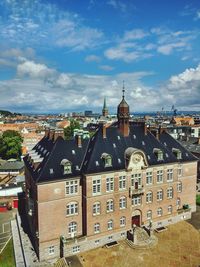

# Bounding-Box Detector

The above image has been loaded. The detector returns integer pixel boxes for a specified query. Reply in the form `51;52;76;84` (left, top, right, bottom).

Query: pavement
78;220;200;267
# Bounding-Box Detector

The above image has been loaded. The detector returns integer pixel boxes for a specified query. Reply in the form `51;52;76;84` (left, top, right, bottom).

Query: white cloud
107;0;127;12
123;29;148;41
85;55;101;63
99;65;114;71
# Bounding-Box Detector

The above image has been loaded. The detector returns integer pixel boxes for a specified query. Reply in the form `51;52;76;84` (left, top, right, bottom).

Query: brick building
24;93;197;261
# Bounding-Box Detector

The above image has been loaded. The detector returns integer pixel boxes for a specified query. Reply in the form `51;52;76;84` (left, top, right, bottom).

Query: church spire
102;97;109;117
117;81;130;137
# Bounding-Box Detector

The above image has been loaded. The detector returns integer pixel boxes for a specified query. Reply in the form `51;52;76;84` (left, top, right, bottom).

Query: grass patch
0;238;15;267
196;195;200;206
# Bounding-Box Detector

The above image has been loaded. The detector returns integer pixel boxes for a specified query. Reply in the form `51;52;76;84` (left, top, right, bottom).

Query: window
119;176;126;190
66;202;78;216
154;148;163;161
106;177;114;192
48;246;55;255
119;196;126;209
178;166;182;176
146;191;153;203
108;236;113;241
106;199;114;212
95;240;100;245
168;205;173;214
177;182;182;193
72;246;80;253
94;223;100;234
167;169;173;182
157;189;163;201
66;180;78;195
176;198;181;207
146;172;153;185
68;222;77;235
101;153;112;167
132;196;141;206
107;220;113;230
93;202;100;215
157;170;163;183
61;159;72;174
120;216;126;227
157;207;163;216
167;187;173;199
172;148;182;160
93;179;101;195
131;173;142;187
147;210;152;220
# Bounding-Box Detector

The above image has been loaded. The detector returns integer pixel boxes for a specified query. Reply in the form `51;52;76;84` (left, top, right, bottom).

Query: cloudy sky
0;0;200;113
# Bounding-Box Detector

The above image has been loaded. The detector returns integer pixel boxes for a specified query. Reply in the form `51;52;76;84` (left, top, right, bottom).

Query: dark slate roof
24;123;197;183
24;136;89;183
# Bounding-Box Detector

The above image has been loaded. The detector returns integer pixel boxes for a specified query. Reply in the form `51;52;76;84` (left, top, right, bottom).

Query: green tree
0;130;23;160
64;120;80;140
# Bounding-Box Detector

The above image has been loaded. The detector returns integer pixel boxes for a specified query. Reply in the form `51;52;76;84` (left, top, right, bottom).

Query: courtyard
77;209;200;267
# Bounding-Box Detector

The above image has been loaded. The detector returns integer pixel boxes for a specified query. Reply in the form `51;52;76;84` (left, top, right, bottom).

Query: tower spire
102;97;108;117
122;80;125;99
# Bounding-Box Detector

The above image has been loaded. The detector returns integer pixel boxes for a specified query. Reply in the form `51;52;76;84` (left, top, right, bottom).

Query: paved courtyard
78;220;200;267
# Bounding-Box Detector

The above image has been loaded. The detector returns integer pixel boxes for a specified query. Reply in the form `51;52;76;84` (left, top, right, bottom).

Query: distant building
24;92;197;262
170;117;194;126
84;111;93;117
102;97;108;117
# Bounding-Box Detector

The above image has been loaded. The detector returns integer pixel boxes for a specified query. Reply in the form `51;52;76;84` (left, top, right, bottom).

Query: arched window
94;223;100;234
66;202;78;216
177;182;182;192
93;202;101;215
120;216;126;227
147;210;152;220
168;205;173;214
61;159;72;174
157;207;162;217
106;199;114;212
167;187;173;199
146;191;153;203
157;189;163;201
119;196;126;209
107;220;113;230
68;222;77;235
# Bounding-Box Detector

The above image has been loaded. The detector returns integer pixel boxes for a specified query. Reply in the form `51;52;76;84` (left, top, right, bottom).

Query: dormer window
101;153;112;167
153;148;163;161
172;148;182;160
60;159;72;174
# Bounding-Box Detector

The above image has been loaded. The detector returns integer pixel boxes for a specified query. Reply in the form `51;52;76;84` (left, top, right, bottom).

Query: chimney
45;128;50;138
54;129;64;142
103;124;106;139
77;134;82;148
49;128;55;141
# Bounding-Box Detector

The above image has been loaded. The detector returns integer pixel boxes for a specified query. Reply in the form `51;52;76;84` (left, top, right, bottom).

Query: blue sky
0;0;200;113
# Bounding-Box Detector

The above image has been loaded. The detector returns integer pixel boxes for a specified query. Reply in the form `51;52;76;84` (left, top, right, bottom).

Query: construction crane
171;105;177;117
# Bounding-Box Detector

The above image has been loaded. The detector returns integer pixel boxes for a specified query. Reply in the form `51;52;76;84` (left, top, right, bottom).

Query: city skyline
0;0;200;113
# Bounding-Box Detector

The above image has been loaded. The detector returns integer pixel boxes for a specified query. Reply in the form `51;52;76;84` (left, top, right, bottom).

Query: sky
0;0;200;114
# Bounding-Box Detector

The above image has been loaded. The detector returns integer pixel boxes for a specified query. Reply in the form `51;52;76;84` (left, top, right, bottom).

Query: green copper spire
103;97;107;109
102;97;108;116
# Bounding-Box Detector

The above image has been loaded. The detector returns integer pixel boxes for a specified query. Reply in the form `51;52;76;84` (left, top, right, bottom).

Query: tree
64;120;80;140
0;130;23;160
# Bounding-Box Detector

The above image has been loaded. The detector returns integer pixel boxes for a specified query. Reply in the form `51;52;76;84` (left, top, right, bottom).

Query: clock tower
117;82;130;137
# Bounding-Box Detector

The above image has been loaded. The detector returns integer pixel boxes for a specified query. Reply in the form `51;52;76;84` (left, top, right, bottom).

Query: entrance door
132;215;140;226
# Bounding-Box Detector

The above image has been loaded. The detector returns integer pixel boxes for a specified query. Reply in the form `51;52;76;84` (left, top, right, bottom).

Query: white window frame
119;196;126;209
147;210;152;220
93;202;101;215
94;223;100;234
106;199;114;212
168;205;173;214
72;245;80;253
92;178;101;195
68;222;77;235
177;182;182;192
119;176;126;190
157;189;163;201
120;216;126;227
132;196;141;206
167;169;173;182
131;173;142;187
146;172;153;185
157;170;163;183
66;202;78;216
106;177;114;192
146;191;153;203
107;220;113;230
48;246;55;255
167;187;173;199
65;180;78;195
157;207;163;217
